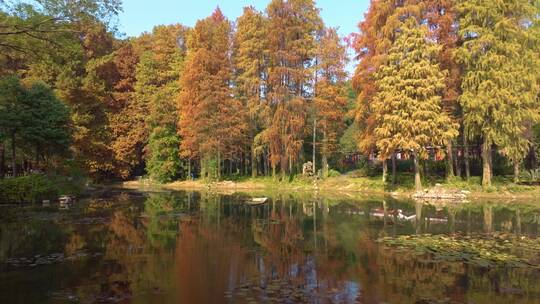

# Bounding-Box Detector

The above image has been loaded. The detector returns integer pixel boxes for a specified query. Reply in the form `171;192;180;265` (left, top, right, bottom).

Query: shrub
0;175;59;203
327;169;341;178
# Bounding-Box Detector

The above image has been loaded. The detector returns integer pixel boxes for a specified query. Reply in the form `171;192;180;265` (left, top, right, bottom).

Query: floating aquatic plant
378;233;540;269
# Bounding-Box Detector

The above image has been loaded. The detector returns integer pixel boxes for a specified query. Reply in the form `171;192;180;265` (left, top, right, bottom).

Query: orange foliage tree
178;8;248;180
265;0;323;177
314;28;348;178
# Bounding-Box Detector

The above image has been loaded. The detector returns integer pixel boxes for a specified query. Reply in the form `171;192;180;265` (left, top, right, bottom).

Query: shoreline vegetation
121;172;540;202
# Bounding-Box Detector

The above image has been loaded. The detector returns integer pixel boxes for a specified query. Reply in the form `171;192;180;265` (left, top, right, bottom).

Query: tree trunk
464;133;471;181
200;158;205;179
382;159;388;183
446;141;455;180
312;117;316;175
0;142;5;179
11;132;17;177
321;128;329;179
217;150;221;180
413;151;422;191
454;148;461;178
187;159;192;180
35;145;40;171
288;156;292;176
391;153;397;185
322;154;328;179
527;144;537;179
264;152;268;176
251;146;257;178
514;161;520;184
481;141;492;189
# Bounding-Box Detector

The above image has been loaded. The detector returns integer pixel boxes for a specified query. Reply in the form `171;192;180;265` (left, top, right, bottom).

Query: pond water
0;190;539;304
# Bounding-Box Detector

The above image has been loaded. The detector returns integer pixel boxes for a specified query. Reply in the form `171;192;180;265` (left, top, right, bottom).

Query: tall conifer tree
314;28;348;178
233;6;269;177
456;0;540;188
265;0;323;177
373;18;458;190
178;8;248;180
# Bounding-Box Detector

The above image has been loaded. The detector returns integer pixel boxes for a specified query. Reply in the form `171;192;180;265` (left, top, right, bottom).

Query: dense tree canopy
1;0;539;191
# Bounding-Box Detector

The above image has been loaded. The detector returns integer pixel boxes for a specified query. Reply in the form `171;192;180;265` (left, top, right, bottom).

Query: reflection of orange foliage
65;234;86;255
108;211;145;248
175;218;253;303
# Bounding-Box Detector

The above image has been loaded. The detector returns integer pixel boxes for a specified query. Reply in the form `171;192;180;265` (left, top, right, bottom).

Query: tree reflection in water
0;191;539;303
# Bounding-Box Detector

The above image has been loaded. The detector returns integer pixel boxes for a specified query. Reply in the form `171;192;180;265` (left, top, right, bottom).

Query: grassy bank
121;171;540;201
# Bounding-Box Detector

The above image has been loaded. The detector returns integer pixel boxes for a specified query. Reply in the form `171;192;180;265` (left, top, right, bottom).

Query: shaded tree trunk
217;150;222;180
187;159;192;180
454;148;461;178
526;144;537;178
391;153;397;185
263;152;268;176
0;142;4;179
35;145;40;170
11;132;17;177
413;151;422;191
481;140;492;189
464;133;471;181
446;141;455;180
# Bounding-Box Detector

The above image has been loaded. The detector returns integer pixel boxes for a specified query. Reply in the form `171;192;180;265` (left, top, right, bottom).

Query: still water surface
0;190;539;303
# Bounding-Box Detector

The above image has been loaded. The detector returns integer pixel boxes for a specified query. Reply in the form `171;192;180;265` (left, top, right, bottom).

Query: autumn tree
178;8;248;180
456;0;540;188
424;0;462;179
373;18;458;190
233;6;269;177
314;28;348;178
85;42;143;178
354;0;463;183
3;0;124;180
265;0;323;177
352;0;420;182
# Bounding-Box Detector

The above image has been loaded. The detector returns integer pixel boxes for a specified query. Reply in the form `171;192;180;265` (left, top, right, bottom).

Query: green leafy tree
373;18;458;190
22;81;70;163
133;24;187;181
145;126;183;183
0;76;26;177
0;76;70;177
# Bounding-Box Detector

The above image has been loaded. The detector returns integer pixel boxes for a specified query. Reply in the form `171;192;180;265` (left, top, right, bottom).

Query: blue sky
118;0;369;39
118;1;370;73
